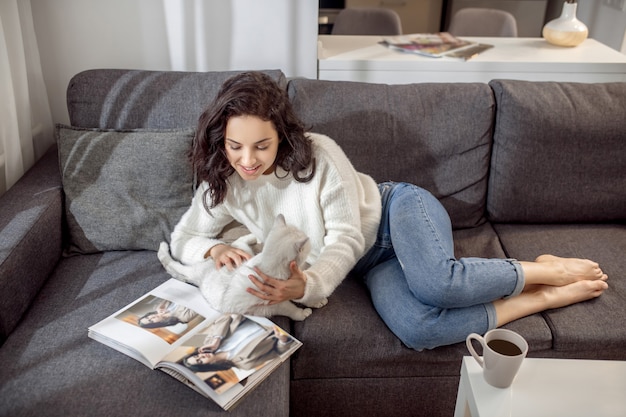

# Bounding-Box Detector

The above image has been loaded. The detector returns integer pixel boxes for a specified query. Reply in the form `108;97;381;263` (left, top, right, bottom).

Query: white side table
454;356;626;417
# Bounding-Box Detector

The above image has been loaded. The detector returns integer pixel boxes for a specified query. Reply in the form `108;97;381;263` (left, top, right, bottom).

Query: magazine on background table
380;32;493;60
88;278;301;410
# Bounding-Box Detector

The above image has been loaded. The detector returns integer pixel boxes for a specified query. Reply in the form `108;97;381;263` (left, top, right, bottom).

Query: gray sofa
1;69;624;417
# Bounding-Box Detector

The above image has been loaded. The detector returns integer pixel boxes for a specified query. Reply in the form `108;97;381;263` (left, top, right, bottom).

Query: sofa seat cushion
0;251;290;417
493;222;626;359
291;223;553;381
488;80;626;223
56;125;195;253
288;79;495;229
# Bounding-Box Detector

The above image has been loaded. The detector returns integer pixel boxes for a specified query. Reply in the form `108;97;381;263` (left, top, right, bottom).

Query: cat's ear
295;237;309;253
275;214;286;226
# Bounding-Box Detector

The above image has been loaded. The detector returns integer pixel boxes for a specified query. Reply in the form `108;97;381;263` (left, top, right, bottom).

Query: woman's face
138;312;166;326
224;115;280;181
187;352;217;366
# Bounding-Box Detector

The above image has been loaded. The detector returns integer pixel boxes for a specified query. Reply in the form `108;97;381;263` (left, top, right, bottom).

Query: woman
137;299;198;328
181;313;293;372
169;71;608;350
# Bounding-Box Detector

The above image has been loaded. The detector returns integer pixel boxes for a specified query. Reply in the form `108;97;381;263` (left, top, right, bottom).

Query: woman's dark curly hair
191;71;315;210
137;312;181;328
181;350;235;372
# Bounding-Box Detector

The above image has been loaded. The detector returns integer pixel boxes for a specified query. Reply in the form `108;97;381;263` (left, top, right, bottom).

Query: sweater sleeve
295;135;381;305
169;183;235;264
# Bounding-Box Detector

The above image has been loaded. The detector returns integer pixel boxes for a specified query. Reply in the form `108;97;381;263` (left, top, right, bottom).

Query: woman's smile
225;115;280;181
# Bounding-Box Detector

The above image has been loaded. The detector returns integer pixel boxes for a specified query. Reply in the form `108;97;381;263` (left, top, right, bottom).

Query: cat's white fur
157;214;326;321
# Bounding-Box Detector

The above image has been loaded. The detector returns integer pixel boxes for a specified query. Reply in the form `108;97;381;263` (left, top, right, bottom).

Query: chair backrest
448;8;518;37
331;7;402;36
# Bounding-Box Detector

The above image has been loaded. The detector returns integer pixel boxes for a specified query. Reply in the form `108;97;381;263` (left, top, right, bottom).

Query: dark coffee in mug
487;339;523;356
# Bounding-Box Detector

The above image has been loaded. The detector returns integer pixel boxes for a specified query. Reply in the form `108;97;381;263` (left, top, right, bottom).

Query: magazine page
88;279;222;368
156;314;302;410
380;32;475;58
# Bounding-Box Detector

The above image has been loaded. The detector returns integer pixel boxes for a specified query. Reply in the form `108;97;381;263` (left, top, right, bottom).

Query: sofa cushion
488;80;626;223
0;251;290;417
291;224;553;382
56;125;194;254
67;69;287;129
288;79;494;229
493;222;626;359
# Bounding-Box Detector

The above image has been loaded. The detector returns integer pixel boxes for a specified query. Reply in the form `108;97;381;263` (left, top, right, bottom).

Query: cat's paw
290;308;312;321
307;298;328;309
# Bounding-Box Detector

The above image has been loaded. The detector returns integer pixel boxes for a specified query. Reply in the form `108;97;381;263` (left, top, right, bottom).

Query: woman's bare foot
521;254;608;287
525;280;608;309
494;279;608;327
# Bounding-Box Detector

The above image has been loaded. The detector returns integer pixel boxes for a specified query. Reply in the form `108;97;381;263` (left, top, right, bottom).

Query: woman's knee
387;314;449;351
400;259;468;308
391;183;444;212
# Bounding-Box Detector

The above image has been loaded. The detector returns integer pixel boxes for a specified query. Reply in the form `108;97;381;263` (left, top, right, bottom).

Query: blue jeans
352;182;524;351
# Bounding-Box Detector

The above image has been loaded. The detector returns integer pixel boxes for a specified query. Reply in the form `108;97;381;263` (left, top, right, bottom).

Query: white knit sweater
169;133;382;305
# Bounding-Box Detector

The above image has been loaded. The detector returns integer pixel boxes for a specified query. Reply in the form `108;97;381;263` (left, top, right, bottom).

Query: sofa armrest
0;145;63;344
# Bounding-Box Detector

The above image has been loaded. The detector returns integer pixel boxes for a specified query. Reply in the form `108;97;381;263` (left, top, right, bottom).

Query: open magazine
88;278;301;410
379;32;493;60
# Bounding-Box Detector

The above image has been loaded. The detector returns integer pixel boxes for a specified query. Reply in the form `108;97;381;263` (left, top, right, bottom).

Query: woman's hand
206;244;252;270
247;261;306;305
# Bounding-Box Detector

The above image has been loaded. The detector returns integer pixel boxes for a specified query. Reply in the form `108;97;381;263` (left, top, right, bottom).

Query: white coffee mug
466;328;528;388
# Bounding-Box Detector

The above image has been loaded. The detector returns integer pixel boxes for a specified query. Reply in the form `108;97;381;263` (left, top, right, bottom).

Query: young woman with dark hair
168;71;608;350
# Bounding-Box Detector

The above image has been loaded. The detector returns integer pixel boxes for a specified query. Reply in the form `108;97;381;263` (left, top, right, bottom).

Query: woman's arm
169;183;235;264
247;135;381;306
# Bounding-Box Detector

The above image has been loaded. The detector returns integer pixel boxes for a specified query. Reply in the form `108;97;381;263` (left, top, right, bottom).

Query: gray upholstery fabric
0;251;290;417
0;147;62;343
56;125;194;253
3;68;626;417
288;78;494;229
494;223;626;358
291;223;552;380
488;80;626;223
331;7;403;35
448;8;518;37
290;223;553;417
291;377;460;417
67;69;287;129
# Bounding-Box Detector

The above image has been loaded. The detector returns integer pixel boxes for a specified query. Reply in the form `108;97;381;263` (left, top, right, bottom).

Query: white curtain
0;0;53;197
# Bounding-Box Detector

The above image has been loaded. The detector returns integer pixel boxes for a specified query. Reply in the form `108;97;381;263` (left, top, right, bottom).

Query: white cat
158;214;326;321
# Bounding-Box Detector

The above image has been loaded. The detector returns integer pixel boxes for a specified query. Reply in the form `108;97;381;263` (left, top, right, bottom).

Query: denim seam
411;186;449;261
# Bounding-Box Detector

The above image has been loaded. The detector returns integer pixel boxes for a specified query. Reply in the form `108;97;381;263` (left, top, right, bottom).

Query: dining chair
331;7;403;36
448;8;518;37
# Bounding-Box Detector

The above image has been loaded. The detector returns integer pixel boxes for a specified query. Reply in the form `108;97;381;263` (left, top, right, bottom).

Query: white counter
318;35;626;84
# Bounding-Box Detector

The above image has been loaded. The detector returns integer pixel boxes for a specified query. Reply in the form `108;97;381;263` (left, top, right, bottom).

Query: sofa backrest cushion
56;125;195;254
288;79;495;229
488;80;626;223
61;69;287;253
67;69;287;129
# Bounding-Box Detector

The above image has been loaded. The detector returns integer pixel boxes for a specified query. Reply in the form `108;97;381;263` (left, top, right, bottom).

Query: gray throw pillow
56;125;195;254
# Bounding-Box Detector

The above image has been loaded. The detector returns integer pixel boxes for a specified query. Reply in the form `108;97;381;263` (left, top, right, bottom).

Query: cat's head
264;214;311;267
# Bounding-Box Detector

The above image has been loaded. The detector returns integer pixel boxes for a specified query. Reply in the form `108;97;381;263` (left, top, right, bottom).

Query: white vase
542;1;588;47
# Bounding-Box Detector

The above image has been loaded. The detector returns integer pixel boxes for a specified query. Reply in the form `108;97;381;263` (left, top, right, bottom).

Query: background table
318;35;626;84
454;356;626;417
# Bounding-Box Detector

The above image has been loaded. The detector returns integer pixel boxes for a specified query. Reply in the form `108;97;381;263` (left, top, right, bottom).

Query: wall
30;0;318;125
